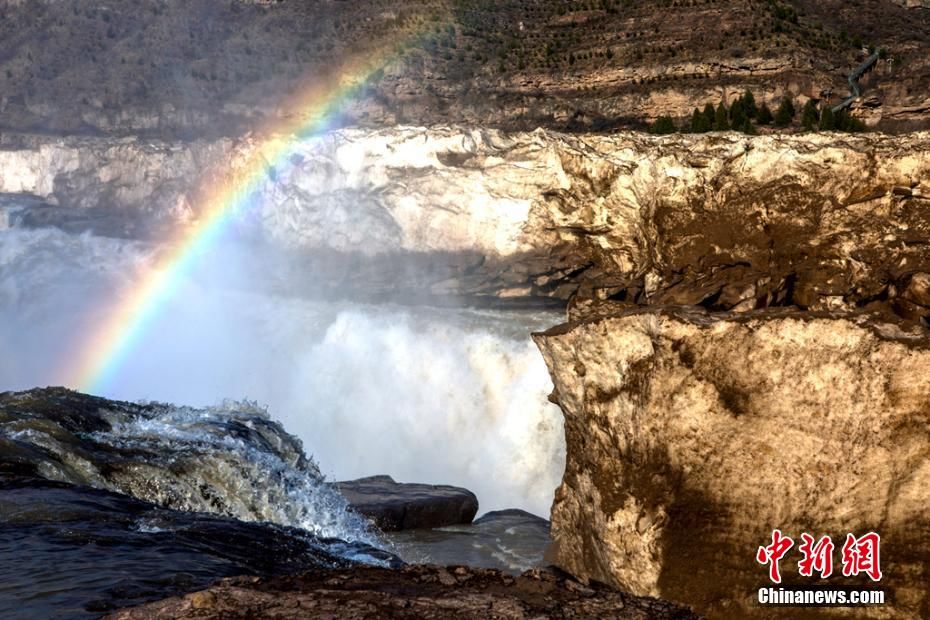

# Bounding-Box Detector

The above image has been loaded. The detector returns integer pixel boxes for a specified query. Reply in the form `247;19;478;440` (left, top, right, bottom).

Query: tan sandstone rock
534;307;930;619
2;129;929;313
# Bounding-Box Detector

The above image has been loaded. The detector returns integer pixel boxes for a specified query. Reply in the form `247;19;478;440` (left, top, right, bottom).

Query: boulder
534;307;930;618
337;475;479;531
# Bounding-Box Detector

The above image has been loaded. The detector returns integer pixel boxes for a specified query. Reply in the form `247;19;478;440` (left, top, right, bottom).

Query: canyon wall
3;127;929;616
2;128;929;318
1;1;929;136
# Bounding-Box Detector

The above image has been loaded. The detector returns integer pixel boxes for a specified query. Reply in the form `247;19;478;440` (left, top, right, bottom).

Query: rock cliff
2;128;928;319
4;126;929;616
534;307;930;618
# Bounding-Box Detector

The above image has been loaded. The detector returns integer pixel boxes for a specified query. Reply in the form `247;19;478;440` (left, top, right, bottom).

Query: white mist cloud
0;223;564;516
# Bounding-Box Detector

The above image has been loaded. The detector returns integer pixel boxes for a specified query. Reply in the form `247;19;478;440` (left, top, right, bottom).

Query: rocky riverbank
0;387;695;619
104;565;701;620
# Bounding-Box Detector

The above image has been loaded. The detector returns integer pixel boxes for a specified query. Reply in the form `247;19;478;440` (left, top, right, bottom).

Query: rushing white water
4;393;385;552
0;222;564;517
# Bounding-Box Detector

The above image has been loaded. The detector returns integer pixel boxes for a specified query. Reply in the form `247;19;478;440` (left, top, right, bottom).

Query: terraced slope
0;0;927;134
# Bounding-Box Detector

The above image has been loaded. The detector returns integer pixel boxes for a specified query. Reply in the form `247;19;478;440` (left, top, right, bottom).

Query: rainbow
63;23;441;394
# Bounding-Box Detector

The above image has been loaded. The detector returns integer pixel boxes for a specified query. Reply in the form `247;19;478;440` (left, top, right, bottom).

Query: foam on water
1;390;384;551
91;401;382;546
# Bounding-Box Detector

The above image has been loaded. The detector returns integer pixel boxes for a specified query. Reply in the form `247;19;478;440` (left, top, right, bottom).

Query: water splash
1;389;381;549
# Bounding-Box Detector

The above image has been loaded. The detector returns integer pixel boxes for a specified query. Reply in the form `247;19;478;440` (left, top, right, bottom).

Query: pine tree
845;116;867;132
741;89;758;119
819;106;836;131
702;103;716;128
714;102;730;131
730;99;747;128
740;118;757;135
801;101;819;130
756;102;774;125
691;107;711;133
774;97;796;127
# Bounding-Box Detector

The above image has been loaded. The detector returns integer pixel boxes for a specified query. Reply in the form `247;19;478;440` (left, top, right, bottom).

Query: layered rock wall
1;128;929;316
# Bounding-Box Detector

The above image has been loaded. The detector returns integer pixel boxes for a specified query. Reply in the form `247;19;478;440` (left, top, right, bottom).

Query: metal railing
832;51;881;113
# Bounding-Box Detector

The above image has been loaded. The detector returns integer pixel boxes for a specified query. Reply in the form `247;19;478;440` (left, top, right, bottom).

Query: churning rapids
0;206;565;617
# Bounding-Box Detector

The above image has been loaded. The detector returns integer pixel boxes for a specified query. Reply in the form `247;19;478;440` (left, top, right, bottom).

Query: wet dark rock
105;564;703;620
0;388;406;619
0;387;382;548
0;474;395;620
337;475;479;532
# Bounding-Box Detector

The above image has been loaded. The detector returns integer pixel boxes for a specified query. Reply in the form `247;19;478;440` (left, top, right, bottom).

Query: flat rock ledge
104;565;702;620
337;475;479;531
534;306;930;619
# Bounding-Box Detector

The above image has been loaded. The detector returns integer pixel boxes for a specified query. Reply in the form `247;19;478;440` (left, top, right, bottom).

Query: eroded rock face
533;307;930;618
2;129;929;314
2;0;930;135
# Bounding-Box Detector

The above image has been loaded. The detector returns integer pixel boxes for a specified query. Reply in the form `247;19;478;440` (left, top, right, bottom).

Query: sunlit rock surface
534;306;930;618
2;128;929;315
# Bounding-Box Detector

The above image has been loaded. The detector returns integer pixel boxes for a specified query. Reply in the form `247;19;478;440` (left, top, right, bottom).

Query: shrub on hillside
714;102;729;131
702;103;716;128
649;115;677;134
741;89;758;118
801;100;819;130
690;107;712;133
